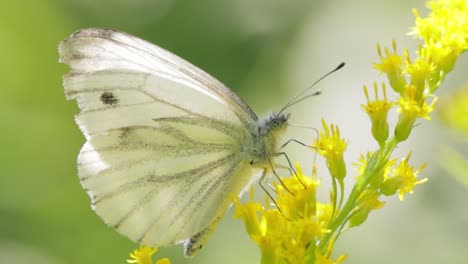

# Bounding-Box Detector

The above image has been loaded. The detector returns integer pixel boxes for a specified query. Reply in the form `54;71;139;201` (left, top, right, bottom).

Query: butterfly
59;28;343;256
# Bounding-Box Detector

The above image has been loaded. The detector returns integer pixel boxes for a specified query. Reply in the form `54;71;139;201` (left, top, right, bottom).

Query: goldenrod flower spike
411;0;468;77
229;1;467;263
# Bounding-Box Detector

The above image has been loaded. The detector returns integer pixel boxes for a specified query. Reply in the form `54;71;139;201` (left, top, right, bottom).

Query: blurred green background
1;0;467;263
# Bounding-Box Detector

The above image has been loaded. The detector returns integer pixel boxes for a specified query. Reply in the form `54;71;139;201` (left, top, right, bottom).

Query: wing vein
108;152;237;231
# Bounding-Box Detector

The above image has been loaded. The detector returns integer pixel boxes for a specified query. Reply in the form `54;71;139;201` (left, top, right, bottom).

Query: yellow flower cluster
411;0;468;77
233;1;467;263
371;0;468;142
233;164;346;264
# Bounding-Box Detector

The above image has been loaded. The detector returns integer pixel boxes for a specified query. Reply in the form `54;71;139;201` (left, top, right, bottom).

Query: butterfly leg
259;169;287;214
274;152;307;188
281;138;314;149
274;163;294;181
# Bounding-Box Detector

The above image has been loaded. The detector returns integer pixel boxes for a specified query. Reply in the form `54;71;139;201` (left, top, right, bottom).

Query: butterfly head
257;112;289;148
257;112;289;136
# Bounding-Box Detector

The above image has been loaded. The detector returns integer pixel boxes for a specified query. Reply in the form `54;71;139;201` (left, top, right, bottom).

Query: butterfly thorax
248;112;289;169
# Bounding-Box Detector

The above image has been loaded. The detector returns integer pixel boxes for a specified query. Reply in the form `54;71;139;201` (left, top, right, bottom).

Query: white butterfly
59;28;342;256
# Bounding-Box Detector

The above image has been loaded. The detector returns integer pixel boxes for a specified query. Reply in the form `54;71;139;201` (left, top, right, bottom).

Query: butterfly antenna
279;62;345;114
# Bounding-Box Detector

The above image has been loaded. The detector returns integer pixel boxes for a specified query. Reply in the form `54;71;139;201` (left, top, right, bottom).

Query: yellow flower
394;86;437;141
127;246;171;264
313;119;347;184
362;83;393;145
397;88;436;120
404;56;435;99
381;153;428;200
232;189;266;238
274;164;319;220
374;40;407;93
127;246;157;264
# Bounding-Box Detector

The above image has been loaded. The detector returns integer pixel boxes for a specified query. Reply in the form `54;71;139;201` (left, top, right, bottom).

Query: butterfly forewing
60;28;258;127
60;28;260;247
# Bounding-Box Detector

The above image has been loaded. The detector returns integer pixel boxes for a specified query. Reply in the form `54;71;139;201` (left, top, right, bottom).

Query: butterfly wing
59;28;259;248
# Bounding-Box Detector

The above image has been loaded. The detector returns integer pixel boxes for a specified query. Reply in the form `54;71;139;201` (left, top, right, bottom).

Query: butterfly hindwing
78;123;252;245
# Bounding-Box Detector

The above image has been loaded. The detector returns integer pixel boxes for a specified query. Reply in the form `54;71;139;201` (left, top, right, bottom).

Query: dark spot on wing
118;127;133;145
101;92;118;105
119;127;131;139
70;53;85;60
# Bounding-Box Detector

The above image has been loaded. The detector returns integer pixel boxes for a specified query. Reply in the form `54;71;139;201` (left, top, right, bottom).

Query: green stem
338;180;345;212
330;177;338;219
318;137;398;252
